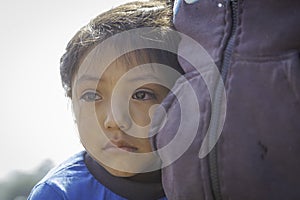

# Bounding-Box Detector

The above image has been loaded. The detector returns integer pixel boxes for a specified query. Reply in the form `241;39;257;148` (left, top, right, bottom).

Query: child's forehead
76;44;160;79
76;59;162;85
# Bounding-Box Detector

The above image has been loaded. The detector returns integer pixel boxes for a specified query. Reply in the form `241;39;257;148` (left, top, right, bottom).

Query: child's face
72;47;174;177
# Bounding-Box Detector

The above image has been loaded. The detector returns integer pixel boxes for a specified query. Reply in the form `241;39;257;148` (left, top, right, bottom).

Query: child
28;0;184;200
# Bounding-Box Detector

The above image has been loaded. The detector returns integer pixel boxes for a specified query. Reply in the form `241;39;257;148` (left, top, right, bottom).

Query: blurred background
0;0;132;199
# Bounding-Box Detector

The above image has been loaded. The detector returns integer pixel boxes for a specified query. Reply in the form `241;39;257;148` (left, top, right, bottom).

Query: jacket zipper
208;0;238;200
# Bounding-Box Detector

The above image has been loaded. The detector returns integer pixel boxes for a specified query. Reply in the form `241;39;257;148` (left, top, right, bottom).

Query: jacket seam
216;0;227;65
235;0;244;54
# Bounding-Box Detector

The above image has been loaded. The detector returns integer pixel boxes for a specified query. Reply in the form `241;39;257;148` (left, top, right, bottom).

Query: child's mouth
103;141;138;152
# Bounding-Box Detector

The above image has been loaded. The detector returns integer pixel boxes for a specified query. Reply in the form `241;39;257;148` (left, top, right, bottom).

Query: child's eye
80;90;102;102
132;89;156;101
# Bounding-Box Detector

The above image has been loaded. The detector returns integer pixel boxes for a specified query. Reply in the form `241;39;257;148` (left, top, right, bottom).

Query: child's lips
103;141;138;152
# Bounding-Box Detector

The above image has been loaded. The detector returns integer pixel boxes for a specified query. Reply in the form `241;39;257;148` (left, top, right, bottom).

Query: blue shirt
28;151;166;200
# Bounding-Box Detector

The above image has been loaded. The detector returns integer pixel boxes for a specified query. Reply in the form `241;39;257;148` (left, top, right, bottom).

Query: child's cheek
76;106;109;160
129;102;152;127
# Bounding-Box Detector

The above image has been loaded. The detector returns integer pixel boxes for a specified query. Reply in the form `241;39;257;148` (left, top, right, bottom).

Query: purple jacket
153;0;300;199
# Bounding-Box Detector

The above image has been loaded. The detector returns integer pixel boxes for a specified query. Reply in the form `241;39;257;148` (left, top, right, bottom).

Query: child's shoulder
42;151;87;180
28;151;94;199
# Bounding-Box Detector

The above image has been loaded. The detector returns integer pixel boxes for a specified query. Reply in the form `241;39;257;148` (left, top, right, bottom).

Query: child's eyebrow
75;73;165;88
76;75;102;85
127;74;161;83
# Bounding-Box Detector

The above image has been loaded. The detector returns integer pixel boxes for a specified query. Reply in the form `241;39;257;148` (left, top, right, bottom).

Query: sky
0;0;133;180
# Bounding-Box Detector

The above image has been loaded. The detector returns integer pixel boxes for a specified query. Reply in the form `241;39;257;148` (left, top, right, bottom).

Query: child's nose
104;109;130;131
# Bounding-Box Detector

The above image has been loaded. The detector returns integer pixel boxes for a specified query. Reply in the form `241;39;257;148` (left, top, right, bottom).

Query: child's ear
69;98;77;125
72;107;77;125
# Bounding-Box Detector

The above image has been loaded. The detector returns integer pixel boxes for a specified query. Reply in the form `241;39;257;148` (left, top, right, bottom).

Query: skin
71;45;173;177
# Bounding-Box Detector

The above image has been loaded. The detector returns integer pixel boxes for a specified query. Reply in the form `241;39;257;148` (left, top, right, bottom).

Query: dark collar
84;152;165;200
